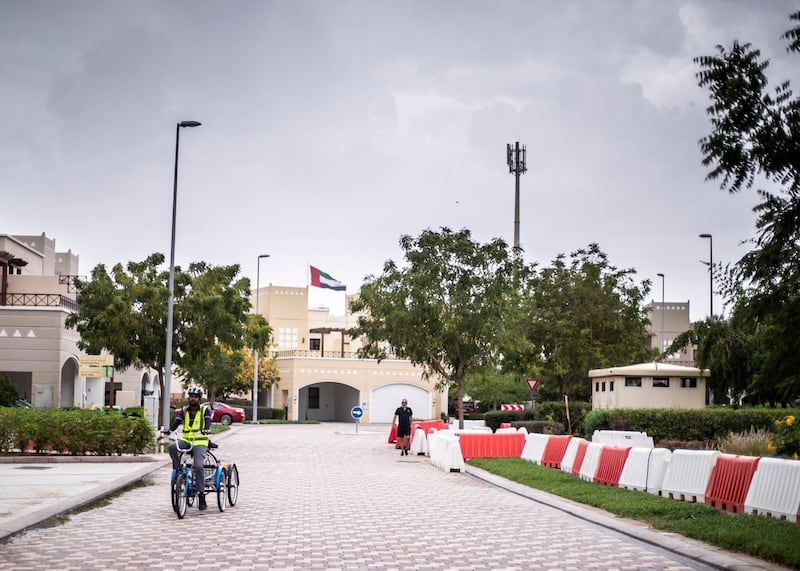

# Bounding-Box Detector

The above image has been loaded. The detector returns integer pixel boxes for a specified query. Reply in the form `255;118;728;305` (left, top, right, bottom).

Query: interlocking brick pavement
0;424;788;570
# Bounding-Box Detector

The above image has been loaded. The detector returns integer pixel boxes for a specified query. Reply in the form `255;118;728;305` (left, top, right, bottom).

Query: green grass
469;457;800;569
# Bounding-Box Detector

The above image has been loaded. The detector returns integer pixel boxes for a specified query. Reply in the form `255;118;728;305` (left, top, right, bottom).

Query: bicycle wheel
227;464;239;506
170;470;178;513
216;468;228;512
175;473;188;519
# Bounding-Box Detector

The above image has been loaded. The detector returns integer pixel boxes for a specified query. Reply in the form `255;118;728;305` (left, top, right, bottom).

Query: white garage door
371;384;430;423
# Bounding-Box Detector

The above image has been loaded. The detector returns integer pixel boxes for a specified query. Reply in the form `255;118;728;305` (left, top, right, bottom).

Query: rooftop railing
1;293;78;312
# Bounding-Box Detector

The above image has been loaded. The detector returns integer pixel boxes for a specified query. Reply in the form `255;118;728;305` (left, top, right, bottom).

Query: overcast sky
3;1;799;321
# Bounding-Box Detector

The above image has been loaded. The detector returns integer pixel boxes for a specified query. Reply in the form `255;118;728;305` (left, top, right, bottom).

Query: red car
203;402;246;425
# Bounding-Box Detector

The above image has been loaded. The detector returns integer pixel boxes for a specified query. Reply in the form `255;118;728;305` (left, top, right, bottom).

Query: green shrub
510;420;565;434
771;414;800;459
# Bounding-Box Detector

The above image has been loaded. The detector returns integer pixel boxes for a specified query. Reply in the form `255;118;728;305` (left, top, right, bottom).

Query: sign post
350;405;364;433
526;377;539;411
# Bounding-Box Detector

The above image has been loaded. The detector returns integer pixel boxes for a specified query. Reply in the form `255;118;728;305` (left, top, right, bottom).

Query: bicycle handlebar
163;430;215;452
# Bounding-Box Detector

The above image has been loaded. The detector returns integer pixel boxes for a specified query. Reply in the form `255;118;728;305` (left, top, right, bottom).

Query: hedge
583;407;800;445
0;407;155;455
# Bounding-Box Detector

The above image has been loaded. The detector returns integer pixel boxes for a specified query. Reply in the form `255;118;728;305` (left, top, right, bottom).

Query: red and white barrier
560;437;588;475
594;445;631;487
578;442;605;482
592;430;653;448
618;447;672;495
744;457;800;522
704;453;760;514
520;433;551;464
660;449;719;503
500;404;524;411
541;435;573;469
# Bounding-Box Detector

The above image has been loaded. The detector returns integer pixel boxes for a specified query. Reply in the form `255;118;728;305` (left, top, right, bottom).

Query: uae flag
310;266;346;291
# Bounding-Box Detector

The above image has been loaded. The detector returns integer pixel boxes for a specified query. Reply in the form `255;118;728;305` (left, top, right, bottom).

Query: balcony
0;293;78;312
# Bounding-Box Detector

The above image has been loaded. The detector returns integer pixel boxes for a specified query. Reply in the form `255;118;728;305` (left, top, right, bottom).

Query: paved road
0;424;788;570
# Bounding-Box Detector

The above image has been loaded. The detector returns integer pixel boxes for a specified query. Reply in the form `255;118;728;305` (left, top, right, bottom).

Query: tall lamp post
656;273;665;355
699;233;713;318
252;254;270;424
162;120;201;429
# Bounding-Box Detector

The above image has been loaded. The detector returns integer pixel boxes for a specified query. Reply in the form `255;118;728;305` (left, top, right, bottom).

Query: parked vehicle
203;402;246;425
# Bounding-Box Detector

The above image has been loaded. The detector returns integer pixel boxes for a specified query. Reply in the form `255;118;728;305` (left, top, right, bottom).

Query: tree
348;227;525;428
694;11;800;399
463;366;532;411
523;244;653;400
0;375;19;407
67;255;258;425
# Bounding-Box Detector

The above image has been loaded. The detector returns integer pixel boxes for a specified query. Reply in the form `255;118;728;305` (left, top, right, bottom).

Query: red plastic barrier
571;439;589;477
459;432;525;459
500;423;512;429
594;446;631;487
705;454;761;514
388;424;398;444
410;420;448;445
541;435;573;469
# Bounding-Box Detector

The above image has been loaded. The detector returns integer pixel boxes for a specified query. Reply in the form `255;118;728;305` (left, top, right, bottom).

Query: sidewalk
0;453;169;541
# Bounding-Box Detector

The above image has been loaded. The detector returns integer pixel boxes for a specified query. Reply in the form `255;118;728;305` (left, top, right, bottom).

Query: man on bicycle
166;386;213;510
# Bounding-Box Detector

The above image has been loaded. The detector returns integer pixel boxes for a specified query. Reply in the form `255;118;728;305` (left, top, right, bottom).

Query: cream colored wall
592;375;705;409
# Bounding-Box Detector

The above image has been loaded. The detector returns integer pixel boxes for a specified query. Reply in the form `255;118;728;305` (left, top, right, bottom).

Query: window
609;381;614;391
595;382;600;392
309;338;321;351
653;377;670;388
624;377;642;387
680;377;697;388
308;387;320;409
601;381;606;392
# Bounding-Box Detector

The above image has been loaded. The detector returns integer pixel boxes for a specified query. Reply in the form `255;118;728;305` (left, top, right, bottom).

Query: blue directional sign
350;406;364;420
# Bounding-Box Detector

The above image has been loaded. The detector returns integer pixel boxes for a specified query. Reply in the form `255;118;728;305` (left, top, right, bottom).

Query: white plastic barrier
517;426;528;435
592;430;654;449
520;433;550;464
428;431;465;473
410;427;428;456
495;427;518;434
660;449;719;503
618;447;672;495
560;437;589;474
744;457;800;522
578;442;604;482
449;419;488;430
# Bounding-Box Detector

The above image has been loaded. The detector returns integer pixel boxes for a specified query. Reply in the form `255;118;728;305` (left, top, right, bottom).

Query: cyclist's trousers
169;442;208;495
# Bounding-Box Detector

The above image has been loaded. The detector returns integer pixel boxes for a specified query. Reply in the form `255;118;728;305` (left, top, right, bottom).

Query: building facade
0;233;159;410
589;362;709;410
645;300;694;365
253;284;446;423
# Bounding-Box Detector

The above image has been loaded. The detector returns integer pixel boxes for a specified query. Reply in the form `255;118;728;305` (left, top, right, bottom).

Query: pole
252;254;270;424
162;121;200;430
506;141;527;253
699;234;713;319
657;273;665;355
162;123;181;430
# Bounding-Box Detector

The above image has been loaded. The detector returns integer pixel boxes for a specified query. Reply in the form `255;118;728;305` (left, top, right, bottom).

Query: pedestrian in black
393;399;413;456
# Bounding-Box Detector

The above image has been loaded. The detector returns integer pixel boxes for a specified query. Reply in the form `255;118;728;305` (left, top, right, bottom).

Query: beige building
0;233;159;412
254;284;446;423
589;362;709;410
646;300;694;365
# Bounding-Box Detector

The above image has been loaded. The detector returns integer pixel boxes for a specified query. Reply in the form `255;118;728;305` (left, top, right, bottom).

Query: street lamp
162;120;201;430
252;254;270;424
699;233;713;318
656;273;665;355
